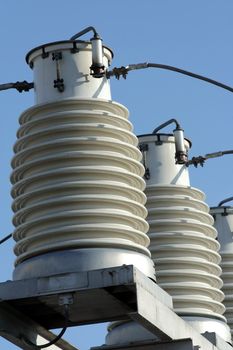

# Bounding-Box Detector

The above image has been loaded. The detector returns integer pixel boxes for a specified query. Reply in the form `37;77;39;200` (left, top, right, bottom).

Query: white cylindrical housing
26;40;112;104
139;133;191;186
11;98;155;281
210;205;233;340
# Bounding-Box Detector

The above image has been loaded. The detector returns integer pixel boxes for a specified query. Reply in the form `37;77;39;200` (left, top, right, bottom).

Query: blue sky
0;1;233;349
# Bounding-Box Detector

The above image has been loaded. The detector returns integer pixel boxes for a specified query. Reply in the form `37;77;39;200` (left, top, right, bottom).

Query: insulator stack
11;39;155;281
138;133;231;342
210;204;233;340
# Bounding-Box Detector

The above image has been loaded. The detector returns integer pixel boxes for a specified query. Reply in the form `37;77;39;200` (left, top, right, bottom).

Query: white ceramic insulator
11;98;155;280
137;134;230;340
146;185;225;317
210;206;233;338
26;41;112;104
106;134;231;346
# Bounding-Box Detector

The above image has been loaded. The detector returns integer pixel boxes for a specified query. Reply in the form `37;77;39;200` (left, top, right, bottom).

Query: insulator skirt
11;99;155;280
145;184;225;319
210;207;233;338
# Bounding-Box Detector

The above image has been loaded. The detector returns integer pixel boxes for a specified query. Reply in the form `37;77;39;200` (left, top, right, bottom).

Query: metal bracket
59;293;74;306
52;51;65;92
155;134;163;145
106;66;128;80
54;78;64;92
42;46;49;59
70;41;79;54
221;207;229;216
139;143;150;180
52;52;63;61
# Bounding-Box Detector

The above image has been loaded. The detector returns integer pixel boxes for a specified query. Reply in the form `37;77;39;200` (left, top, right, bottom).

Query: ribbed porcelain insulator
136;133;231;342
106;133;231;346
210;206;233;339
146;185;225;317
11;99;155;280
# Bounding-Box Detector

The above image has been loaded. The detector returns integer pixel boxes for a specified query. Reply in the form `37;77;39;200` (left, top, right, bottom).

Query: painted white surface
27;41;112;104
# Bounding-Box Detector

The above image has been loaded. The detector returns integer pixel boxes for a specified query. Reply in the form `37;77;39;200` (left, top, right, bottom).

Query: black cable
107;62;233;94
222;150;233;155
0;83;14;91
146;63;233;93
152;118;180;134
218;196;233;207
205;150;233;159
22;304;69;349
70;26;98;40
187;149;233;167
0;233;12;245
0;81;34;93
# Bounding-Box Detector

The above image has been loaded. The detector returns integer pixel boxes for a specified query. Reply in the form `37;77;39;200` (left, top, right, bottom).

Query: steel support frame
0;302;77;350
0;265;231;350
91;338;198;350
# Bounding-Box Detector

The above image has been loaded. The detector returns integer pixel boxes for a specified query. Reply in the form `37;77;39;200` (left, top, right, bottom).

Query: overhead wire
0;233;12;245
107;62;233;94
218;196;233;207
21;304;69;349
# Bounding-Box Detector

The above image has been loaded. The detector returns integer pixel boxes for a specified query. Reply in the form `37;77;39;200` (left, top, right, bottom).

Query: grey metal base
106;316;232;346
93;338;196;350
106;320;159;345
182;316;231;344
13;248;156;281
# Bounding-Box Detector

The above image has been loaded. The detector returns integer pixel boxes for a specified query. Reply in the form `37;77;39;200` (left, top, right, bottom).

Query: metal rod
152;118;180;134
70;26;98;41
218;196;233;207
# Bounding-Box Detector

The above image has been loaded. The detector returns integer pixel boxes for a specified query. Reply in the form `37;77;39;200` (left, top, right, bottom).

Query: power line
107;62;233;94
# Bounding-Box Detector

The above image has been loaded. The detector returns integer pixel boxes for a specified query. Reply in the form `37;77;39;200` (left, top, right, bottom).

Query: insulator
138;133;231;342
11;38;155;281
106;133;231;344
210;205;233;340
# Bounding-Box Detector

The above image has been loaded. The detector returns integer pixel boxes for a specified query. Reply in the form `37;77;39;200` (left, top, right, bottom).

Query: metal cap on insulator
138;133;191;186
90;34;105;78
173;127;188;164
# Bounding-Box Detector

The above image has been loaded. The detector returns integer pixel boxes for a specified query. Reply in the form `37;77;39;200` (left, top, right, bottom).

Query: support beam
130;275;231;350
0;302;78;350
0;265;172;329
202;332;233;350
0;266;231;350
91;338;196;350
